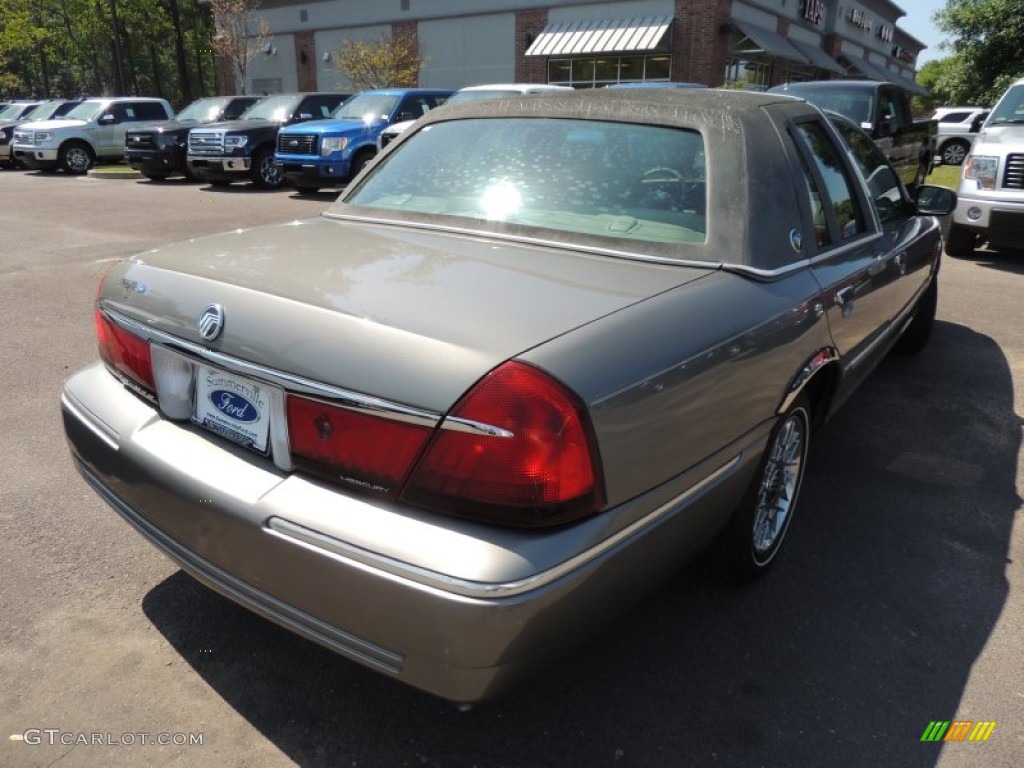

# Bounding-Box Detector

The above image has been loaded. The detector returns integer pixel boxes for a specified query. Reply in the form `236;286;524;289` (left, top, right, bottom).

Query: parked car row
931;105;990;166
61;84;959;704
0;98;88;167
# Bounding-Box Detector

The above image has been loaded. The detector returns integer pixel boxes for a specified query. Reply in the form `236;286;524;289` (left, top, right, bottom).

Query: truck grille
278;134;317;154
125;132;156;150
189;130;225;154
1002;153;1024;190
13;129;36;145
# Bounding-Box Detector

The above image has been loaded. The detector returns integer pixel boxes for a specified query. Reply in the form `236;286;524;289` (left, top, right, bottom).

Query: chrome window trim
323;211;724;271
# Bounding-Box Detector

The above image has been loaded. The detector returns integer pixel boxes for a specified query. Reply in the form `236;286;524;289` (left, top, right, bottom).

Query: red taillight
286;395;432;494
402;361;603;526
95;307;155;392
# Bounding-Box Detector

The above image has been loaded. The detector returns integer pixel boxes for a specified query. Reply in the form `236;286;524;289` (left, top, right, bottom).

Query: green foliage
0;0;216;108
933;0;1024;105
332;31;422;91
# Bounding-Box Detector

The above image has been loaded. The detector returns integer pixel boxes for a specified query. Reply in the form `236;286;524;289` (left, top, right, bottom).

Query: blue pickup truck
275;88;452;193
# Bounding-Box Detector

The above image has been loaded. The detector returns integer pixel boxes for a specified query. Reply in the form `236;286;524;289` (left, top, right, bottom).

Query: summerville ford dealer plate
193;364;272;454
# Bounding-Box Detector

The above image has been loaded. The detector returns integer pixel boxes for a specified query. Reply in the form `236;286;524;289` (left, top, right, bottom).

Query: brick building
233;0;927;95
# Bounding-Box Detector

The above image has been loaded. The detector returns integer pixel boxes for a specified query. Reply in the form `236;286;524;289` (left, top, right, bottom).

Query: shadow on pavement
948;245;1024;276
142;319;1019;767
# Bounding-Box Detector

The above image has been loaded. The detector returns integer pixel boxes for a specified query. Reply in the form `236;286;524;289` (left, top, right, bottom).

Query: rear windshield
339;117;707;247
783;85;875;126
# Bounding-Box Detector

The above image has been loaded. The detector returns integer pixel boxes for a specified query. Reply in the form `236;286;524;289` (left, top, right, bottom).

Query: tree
934;0;1024;105
210;0;270;94
331;30;422;91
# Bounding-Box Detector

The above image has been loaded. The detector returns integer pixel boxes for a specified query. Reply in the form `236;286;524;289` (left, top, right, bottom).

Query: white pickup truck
948;77;1024;256
12;97;174;174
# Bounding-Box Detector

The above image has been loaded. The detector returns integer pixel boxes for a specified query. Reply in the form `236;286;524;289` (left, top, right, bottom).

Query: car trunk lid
100;216;712;412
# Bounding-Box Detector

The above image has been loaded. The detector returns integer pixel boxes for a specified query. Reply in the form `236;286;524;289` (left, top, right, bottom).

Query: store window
723;58;772;90
548;54;672;88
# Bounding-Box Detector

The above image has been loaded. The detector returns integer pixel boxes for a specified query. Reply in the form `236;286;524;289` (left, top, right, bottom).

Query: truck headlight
34;132;54;143
224;135;248;150
963;155;999;190
321;136;348;156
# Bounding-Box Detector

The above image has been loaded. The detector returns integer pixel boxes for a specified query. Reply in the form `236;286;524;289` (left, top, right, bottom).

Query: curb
88;167;142;179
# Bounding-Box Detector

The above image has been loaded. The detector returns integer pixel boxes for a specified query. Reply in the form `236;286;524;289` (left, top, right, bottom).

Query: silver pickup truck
948;77;1024;256
12;97;174;174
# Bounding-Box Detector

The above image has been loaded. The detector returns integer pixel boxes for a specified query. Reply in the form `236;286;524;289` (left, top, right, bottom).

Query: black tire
945;223;977;257
939;139;970;166
893;276;937;355
250;147;283;189
58;141;94;175
349;148;375;179
720;395;811;584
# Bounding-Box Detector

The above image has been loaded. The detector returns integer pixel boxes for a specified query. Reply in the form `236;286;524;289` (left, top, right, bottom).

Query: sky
897;0;949;66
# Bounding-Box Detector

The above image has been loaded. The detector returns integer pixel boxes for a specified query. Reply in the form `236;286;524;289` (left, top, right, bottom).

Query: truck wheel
59;142;94;175
250;147;283;189
940;139;969;166
349;148;375;179
893;277;937;355
945;224;977;257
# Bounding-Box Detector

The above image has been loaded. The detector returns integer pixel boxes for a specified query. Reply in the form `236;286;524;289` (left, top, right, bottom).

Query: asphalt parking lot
0;169;1022;768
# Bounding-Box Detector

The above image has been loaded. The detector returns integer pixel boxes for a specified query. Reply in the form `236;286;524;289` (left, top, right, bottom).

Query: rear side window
124;102;169;121
793;121;865;244
938;111;972;123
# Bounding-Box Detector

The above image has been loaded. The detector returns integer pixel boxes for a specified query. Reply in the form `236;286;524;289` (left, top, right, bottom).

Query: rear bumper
62;362;750;702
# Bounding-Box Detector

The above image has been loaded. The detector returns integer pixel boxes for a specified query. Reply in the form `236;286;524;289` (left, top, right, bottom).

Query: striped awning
730;19;809;65
525;15;672;57
789;39;845;74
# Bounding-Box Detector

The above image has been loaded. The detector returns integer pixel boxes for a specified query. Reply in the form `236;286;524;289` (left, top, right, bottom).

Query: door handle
894;251;908;275
835;286;855;306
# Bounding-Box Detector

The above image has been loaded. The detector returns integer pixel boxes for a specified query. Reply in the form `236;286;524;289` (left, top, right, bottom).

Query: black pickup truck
770;80;937;190
186;92;350;189
124;95;260;180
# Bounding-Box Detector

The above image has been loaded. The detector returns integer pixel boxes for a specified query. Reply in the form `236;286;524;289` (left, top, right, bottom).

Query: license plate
193;365;271;454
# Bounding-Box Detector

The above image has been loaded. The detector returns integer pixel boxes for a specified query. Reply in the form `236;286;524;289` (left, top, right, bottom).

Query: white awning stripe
525;15;673;57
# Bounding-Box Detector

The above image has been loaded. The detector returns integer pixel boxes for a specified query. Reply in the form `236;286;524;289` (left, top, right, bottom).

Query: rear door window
791;120;868;245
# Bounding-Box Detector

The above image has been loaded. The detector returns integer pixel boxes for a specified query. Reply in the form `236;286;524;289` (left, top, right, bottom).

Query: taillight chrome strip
98;305;503;436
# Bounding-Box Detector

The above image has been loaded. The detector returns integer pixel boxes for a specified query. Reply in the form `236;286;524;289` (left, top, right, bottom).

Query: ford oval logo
210;390;258;422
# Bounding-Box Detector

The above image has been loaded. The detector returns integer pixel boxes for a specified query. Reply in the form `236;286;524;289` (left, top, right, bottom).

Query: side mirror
99;114;116;125
914;184;956;216
878;114;897;137
297;112;313;121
